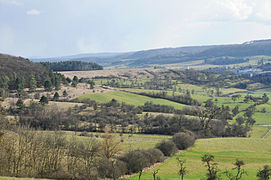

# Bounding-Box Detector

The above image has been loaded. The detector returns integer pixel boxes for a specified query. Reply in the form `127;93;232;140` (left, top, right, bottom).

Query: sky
1;0;271;58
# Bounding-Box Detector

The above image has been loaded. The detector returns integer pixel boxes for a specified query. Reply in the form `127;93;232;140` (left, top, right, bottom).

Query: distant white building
182;66;190;70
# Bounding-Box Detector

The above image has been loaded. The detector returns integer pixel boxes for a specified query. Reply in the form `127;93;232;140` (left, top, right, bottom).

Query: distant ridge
31;52;129;62
30;39;271;68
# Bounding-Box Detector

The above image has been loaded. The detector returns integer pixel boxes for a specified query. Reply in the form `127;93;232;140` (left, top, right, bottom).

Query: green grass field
76;91;186;109
124;137;271;180
79;132;171;151
39;131;171;152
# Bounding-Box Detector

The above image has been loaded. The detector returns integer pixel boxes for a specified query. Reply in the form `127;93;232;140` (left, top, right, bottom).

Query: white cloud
213;0;271;22
26;9;41;16
0;0;23;6
255;0;271;21
215;0;254;20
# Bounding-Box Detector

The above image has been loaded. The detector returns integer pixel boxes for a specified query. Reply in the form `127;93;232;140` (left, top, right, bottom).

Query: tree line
13;96;258;138
0;70;67;98
41;61;103;71
204;57;249;65
134;91;200;106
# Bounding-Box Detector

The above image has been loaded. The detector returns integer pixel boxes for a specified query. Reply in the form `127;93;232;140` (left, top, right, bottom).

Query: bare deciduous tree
176;157;186;180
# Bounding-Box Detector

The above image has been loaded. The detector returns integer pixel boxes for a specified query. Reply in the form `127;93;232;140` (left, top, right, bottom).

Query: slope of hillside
197;39;271;58
0;53;47;78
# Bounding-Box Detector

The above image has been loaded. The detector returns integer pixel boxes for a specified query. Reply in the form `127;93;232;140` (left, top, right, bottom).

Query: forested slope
0;54;47;78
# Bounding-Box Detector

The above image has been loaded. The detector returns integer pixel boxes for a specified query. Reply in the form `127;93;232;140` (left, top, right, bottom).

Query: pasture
125;137;271;180
65;131;171;151
76;91;186;109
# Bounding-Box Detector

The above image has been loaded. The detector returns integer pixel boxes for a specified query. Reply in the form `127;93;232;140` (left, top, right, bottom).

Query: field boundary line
262;127;271;139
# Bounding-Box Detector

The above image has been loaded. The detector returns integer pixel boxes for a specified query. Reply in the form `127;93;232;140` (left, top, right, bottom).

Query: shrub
257;165;271;180
34;93;40;99
146;148;165;163
172;132;195;150
117;148;164;176
39;96;48;105
53;92;60;100
156;140;177;156
98;158;127;179
119;150;150;174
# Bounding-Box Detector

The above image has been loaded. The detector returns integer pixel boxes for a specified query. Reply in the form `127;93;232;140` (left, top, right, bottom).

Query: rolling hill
0;53;47;78
30;39;271;68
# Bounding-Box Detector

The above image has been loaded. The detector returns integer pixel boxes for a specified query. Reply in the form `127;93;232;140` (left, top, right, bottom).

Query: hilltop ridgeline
32;39;271;68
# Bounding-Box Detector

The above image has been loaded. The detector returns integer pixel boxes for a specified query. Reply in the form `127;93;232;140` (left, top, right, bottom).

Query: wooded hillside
0;54;47;78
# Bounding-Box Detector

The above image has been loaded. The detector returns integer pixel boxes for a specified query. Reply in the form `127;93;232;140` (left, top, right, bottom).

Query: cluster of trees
117;132;196;180
0;123;196;180
1;69;96;103
135;91;200;106
118;148;164;179
192;99;256;137
233;82;247;89
18;102;79;130
167;69;233;87
259;62;271;70
126;97;251;137
104;78;139;89
0;55;81;100
0;70;66;97
140;101;176;113
207;61;271;89
0;126;112;179
250;72;271;85
103;77;176;91
199;154;270;180
237;71;271;87
243;93;269;104
101;69;247;94
77;77;95;89
65;76;95;89
143;77;175;90
41;61;103;71
15;97;255;138
204;57;249;65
